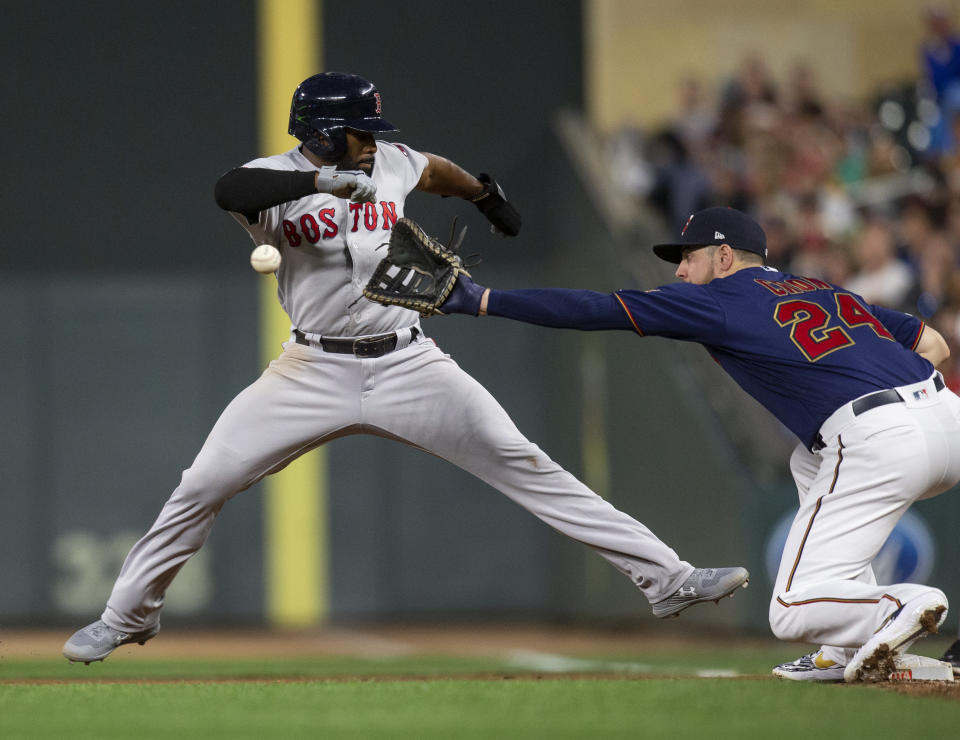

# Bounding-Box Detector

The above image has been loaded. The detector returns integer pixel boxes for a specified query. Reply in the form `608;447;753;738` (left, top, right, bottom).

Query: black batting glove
471;173;521;237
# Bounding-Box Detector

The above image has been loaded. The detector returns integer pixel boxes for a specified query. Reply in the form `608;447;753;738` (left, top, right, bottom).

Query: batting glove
317;168;378;203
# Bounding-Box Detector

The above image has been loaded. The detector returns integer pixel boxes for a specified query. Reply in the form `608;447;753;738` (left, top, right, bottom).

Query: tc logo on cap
654;206;768;264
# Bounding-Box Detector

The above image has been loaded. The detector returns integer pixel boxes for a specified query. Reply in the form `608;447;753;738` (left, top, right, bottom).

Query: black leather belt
812;375;945;451
293;327;418;358
851;374;945;416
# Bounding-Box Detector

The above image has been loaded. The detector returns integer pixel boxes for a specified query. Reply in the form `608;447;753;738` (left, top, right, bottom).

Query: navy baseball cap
653;207;768;264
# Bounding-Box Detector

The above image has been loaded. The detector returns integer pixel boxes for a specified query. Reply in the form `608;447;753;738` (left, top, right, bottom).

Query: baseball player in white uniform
63;73;748;663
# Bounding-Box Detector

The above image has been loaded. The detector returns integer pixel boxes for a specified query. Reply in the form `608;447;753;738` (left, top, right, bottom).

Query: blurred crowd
610;6;960;389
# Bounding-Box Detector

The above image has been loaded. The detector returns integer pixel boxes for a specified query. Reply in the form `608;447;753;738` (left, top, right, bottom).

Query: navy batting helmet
288;72;398;160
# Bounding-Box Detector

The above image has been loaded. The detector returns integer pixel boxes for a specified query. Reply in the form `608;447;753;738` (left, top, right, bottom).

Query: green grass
2;677;959;740
1;638;957;740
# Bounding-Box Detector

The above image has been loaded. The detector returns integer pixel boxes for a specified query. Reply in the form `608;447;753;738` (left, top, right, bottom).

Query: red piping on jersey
615;294;644;336
828;436;844;493
776;593;903;609
784;437;844;591
911;322;926;351
785;496;823;592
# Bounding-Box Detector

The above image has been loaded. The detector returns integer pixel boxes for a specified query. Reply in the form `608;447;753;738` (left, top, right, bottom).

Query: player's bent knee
769;618;800;643
768;596;803;642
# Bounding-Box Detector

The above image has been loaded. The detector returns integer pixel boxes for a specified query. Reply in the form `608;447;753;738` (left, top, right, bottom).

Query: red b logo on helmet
374;92;382;114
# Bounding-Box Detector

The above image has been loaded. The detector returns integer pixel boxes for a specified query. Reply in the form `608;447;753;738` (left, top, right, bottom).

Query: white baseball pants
769;374;960;660
103;335;692;631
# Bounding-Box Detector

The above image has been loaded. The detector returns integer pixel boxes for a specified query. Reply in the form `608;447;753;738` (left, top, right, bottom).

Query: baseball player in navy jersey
62;74;748;663
433;206;960;682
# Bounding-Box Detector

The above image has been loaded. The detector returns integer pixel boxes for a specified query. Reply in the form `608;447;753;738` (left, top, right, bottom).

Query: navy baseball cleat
651;567;750;618
844;591;948;682
772;651;845;682
63;619;160;664
940;638;960;676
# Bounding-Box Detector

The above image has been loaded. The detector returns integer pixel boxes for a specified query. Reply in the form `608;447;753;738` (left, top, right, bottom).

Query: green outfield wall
2;1;957;637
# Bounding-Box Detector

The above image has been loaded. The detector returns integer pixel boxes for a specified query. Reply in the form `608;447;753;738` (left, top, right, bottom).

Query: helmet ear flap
302;127;347;161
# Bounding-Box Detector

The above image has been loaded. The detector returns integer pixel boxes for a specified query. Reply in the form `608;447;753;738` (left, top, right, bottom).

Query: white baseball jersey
237;142;426;337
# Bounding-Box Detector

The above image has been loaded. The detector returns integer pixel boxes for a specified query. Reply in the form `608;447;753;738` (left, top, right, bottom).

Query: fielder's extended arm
441;274;633;330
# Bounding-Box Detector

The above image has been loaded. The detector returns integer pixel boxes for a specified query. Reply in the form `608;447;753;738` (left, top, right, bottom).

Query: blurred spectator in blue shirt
921;5;960;154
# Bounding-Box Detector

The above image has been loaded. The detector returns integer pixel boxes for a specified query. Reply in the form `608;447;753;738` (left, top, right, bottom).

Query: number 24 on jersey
773;293;894;362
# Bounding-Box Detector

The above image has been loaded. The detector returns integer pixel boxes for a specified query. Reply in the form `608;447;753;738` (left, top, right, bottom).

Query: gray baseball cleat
63;619;160;664
651;567;750;618
843;591;948;683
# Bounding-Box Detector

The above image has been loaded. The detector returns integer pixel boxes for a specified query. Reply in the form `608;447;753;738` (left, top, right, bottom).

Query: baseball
250;244;281;274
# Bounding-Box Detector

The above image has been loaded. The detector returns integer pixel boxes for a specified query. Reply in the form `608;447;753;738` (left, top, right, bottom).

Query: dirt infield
0;624;771;659
2;625;957;698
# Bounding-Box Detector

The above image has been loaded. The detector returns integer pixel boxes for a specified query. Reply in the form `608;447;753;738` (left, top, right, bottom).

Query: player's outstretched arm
440;274;633;330
417;153;521;236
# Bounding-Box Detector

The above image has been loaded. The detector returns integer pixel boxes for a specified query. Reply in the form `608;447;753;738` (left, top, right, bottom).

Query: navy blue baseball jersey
615;266;932;447
485;266;933;449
